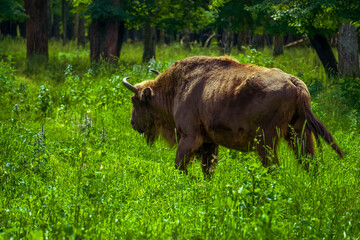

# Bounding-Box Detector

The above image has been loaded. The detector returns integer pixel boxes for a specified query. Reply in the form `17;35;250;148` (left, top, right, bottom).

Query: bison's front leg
175;135;203;173
200;143;219;177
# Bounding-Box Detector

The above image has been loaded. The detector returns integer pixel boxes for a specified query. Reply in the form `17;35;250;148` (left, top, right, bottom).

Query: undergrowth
0;38;359;239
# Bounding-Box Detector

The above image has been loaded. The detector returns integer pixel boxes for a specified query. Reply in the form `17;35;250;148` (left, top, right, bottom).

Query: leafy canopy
0;0;26;22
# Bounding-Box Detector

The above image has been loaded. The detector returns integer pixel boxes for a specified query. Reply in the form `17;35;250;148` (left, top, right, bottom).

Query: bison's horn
122;77;138;94
151;69;161;75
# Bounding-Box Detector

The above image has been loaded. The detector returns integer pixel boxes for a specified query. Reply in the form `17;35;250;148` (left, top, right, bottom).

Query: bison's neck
153;87;175;122
150;85;176;145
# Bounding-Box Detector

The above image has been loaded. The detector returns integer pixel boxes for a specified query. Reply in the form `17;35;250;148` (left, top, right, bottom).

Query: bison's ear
141;87;152;102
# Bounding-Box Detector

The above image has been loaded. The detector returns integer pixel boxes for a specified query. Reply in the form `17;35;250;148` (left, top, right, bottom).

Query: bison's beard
143;124;177;147
144;131;157;146
143;124;159;146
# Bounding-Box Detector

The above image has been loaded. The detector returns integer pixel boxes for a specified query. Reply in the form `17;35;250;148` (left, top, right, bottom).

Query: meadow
0;38;359;239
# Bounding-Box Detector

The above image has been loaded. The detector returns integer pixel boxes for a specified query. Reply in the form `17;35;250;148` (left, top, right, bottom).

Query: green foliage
127;0;215;32
86;0;128;21
0;0;26;22
0;60;16;102
0;39;359;239
251;0;360;35
236;48;273;67
210;0;252;31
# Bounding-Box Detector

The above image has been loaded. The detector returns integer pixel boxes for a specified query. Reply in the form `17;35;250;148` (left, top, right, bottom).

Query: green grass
0;38;359;239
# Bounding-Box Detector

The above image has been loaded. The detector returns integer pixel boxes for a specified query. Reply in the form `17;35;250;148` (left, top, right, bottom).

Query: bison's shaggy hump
124;56;343;177
156;56;250;86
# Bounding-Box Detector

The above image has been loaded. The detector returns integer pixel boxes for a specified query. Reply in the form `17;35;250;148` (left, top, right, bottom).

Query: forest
0;0;360;239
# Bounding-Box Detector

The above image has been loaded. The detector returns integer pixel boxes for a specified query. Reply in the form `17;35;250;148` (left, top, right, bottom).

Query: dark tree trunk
116;21;125;57
77;16;86;47
338;22;359;78
252;34;264;50
90;19;123;63
89;19;104;62
237;30;248;52
25;0;49;60
183;25;191;51
74;13;79;42
142;23;156;63
158;29;165;45
221;28;233;55
273;35;284;56
51;12;60;39
309;34;338;78
62;0;67;45
89;0;124;63
66;11;74;41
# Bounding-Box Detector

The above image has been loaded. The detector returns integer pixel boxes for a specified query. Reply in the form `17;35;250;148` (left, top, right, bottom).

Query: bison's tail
292;77;344;158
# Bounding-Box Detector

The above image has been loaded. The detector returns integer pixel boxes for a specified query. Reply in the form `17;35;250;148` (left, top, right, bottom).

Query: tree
252;0;360;78
0;0;26;37
25;0;49;61
338;22;359;78
62;0;67;45
87;0;127;63
176;0;214;51
133;0;214;54
72;1;88;47
142;23;156;62
336;0;360;78
49;0;61;39
210;0;253;54
127;0;162;62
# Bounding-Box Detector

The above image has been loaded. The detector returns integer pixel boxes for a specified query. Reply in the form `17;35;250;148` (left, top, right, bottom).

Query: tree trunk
62;0;66;45
183;25;191;51
273;35;284;56
74;13;79;42
90;19;122;63
338;22;360;78
25;0;49;60
50;11;60;39
237;30;248;52
158;29;165;45
309;34;339;78
75;13;86;47
66;10;74;41
89;0;124;63
142;23;156;63
116;21;125;57
252;34;264;50
221;28;233;55
89;19;104;62
77;17;86;47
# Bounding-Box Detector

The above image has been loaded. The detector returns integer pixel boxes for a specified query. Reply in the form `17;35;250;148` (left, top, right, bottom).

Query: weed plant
0;39;359;239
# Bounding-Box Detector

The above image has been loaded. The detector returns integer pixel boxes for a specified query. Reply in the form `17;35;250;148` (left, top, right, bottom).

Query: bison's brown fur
124;56;343;176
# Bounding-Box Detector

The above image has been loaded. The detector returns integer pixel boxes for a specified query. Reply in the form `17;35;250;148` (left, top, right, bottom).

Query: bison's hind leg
255;133;280;168
199;143;219;178
285;120;315;171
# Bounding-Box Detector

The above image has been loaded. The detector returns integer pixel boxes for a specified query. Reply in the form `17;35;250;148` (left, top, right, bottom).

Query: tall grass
0;38;359;239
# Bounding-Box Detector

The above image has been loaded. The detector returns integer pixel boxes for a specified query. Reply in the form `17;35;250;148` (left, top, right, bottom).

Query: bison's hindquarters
286;77;343;164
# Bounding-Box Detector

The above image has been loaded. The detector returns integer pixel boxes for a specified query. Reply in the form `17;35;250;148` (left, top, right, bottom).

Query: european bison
123;56;343;176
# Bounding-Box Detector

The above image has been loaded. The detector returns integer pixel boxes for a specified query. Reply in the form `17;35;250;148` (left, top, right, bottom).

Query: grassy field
0;38;359;239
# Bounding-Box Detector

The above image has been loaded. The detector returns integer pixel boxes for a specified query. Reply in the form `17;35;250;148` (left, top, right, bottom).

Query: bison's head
123;77;158;145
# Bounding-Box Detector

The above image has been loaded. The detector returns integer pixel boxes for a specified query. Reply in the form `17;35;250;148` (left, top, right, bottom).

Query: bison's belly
206;126;254;152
